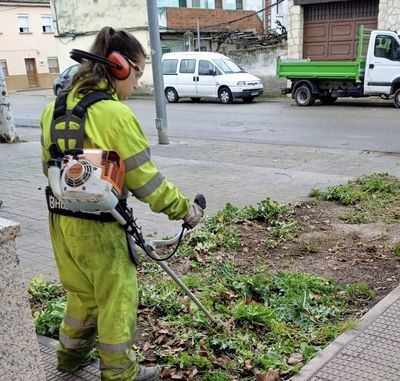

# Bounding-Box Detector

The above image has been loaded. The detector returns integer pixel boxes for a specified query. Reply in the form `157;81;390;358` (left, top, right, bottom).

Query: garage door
303;0;379;61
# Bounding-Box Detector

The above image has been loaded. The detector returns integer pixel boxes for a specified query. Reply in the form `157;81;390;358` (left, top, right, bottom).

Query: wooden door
303;0;379;61
25;58;39;87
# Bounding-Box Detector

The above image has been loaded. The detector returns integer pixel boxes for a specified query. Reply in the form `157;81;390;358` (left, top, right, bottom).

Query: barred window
47;57;59;74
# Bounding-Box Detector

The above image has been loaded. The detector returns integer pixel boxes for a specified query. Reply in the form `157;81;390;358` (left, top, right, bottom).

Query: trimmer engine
48;149;125;213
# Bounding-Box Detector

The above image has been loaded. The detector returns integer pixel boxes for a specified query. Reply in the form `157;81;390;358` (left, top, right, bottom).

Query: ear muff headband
69;49;131;80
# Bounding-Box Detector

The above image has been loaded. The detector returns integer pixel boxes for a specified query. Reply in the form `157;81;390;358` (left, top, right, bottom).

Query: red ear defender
107;51;131;80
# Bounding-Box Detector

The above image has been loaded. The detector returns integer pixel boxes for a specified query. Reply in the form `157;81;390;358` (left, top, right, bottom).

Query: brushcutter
47;147;220;326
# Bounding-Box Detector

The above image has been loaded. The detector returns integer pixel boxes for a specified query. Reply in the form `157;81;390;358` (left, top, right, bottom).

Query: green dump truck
277;26;400;107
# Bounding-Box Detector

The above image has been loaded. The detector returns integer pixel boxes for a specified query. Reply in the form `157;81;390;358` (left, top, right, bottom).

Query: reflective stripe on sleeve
63;315;97;329
124;148;151;172
132;172;165;199
59;333;94;349
99;337;135;353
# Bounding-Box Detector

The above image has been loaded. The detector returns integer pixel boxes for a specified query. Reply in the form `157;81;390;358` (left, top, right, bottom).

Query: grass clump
28;275;66;338
310;173;400;223
186;198;296;253
135;259;373;379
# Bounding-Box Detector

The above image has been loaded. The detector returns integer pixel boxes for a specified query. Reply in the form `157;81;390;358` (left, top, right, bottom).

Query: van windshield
213;59;246;74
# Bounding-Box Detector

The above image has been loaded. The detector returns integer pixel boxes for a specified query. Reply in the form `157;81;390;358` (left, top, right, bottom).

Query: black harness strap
47;90;117;222
50;90;114;152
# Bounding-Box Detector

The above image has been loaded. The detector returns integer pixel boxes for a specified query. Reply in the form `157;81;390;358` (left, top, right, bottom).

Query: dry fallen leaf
287;352;304;365
256;368;280;381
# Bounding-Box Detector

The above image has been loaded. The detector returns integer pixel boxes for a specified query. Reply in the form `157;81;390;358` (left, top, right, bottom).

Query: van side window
180;59;196;73
199;60;216;76
162;59;178;74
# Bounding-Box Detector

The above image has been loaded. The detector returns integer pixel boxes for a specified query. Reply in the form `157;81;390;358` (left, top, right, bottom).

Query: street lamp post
146;0;169;145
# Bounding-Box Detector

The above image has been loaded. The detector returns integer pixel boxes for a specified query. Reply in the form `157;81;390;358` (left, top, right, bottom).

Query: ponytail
69;26;146;96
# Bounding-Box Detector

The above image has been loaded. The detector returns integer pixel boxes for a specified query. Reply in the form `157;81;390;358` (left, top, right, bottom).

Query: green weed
311;174;400;223
33;297;66;337
28;275;64;306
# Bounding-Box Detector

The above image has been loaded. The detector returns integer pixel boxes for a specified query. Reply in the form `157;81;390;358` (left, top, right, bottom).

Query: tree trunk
0;67;19;143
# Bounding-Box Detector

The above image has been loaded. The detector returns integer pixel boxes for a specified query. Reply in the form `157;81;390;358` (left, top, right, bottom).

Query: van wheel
219;87;233;104
294;85;315;106
165;88;179;103
394;89;400;108
55;86;62;96
191;97;201;102
243;96;255;103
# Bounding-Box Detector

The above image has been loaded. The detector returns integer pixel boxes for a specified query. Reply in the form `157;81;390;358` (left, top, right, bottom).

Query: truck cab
364;30;400;98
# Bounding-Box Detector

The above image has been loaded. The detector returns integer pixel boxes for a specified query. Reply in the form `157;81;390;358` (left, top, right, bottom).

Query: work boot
135;366;160;381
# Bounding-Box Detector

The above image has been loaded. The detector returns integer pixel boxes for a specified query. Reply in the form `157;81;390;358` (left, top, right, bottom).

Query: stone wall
0;218;45;380
287;0;303;59
378;0;400;31
229;43;288;96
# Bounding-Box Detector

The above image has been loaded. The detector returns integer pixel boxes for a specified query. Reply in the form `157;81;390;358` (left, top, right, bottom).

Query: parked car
52;64;80;95
162;52;264;104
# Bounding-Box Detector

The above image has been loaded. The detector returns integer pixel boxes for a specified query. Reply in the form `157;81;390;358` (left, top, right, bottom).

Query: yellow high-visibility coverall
40;86;189;380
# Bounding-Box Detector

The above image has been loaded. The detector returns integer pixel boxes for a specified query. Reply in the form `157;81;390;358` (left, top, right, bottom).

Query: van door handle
369;64;374;69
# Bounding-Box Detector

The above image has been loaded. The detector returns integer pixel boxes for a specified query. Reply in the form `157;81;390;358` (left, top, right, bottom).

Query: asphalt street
9;90;400;152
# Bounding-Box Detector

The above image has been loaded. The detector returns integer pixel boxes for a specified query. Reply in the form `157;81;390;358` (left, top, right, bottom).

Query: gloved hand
183;202;204;229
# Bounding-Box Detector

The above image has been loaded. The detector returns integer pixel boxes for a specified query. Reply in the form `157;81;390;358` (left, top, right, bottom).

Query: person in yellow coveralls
40;26;204;381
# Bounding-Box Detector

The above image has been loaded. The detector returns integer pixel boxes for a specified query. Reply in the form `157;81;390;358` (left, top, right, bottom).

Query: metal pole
146;0;169;145
196;17;201;51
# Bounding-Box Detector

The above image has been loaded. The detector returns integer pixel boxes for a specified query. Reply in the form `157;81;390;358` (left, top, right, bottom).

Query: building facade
158;0;265;53
49;0;152;91
287;0;400;61
0;0;59;91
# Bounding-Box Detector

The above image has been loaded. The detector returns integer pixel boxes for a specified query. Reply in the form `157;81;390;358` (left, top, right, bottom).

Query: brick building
158;0;266;53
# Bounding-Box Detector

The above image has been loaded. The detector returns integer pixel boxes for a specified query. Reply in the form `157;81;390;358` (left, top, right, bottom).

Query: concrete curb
291;283;400;380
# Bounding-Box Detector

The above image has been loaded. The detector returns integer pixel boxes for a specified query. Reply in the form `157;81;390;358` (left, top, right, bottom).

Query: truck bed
276;58;364;82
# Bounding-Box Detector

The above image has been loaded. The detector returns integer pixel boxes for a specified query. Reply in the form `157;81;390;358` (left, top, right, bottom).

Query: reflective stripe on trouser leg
94;228;139;381
49;215;139;379
49;214;98;372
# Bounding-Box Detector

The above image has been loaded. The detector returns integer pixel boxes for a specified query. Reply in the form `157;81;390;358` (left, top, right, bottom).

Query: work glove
183;202;204;229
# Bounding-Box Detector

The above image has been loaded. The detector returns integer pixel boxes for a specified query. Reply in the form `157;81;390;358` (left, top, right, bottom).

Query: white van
162;52;264;104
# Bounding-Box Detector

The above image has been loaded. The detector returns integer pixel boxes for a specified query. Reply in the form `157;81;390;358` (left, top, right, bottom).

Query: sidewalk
1;126;400;380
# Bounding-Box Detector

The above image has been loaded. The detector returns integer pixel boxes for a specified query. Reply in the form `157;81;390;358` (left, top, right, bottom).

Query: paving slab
293;284;400;381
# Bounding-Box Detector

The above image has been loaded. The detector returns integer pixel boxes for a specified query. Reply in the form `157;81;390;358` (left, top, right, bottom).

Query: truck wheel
294;85;315;106
394;89;400;108
165;88;179;103
319;95;337;105
218;87;233;104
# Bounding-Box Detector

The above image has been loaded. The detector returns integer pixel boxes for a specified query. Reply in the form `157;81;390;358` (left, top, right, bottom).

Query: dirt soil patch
230;200;400;306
